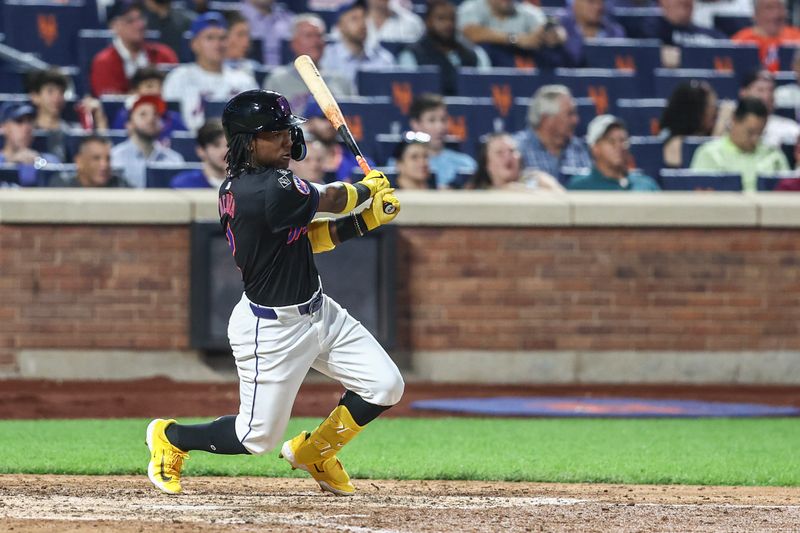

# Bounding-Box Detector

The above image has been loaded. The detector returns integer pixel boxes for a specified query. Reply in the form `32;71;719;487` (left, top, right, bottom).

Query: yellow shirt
690;136;790;192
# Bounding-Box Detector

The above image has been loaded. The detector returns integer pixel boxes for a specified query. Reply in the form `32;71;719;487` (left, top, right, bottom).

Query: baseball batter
145;89;404;496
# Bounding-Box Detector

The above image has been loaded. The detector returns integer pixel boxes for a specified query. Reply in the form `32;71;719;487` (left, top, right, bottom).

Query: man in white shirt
739;69;800;148
111;94;184;188
320;0;395;88
365;0;424;47
162;11;258;132
692;0;753;29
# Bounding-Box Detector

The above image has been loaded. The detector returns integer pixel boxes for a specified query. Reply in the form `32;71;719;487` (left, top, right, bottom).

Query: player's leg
280;294;403;495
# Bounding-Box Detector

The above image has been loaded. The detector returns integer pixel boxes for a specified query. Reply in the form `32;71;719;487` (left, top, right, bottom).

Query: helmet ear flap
290;126;307;161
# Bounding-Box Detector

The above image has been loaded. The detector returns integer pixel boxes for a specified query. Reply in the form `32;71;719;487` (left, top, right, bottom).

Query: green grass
1;417;799;486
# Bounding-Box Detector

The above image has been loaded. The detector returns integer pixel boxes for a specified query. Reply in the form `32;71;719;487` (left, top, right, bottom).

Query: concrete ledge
0;189;191;224
411;351;800;385
751;194;800;228
16;350;230;382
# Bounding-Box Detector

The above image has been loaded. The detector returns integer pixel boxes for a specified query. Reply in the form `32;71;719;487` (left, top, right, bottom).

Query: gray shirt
263;65;355;115
319;40;395;88
457;0;546;35
111;139;184;188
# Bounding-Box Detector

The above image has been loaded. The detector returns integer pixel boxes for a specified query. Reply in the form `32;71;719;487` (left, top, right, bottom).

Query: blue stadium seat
456;67;547;117
582;38;660;93
337;96;406;143
252;65;272;88
654;68;738;100
0;163;21;186
679;43;760;79
168;131;199;162
36;163;76;186
552;68;639;113
611;7;662;37
627;136;664;180
203;100;226;119
713;14;751;37
3;1;90;66
779;45;800;71
681;136;713;167
757;173;800;191
659;169;742;191
146;162;204;188
511;96;596;136
356;67;440;112
444;96;511;155
615;98;666;136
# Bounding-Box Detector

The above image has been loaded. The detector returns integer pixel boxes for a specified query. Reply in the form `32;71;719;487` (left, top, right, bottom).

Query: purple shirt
560;13;626;67
239;2;294;66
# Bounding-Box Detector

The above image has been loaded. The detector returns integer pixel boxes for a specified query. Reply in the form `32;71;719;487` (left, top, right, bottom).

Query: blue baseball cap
0;102;35;123
335;0;365;22
189;11;227;39
107;0;143;22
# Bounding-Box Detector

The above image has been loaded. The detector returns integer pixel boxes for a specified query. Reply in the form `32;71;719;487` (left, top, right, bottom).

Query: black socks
339;389;392;426
165;415;250;455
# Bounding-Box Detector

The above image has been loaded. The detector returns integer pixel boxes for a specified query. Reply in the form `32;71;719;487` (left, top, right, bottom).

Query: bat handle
356;155;395;215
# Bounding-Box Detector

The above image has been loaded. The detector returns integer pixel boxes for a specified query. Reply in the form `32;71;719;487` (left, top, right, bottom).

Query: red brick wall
0;225;190;371
3;224;800;373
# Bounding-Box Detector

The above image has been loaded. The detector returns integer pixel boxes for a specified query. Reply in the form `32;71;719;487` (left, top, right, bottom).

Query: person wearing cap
141;0;197;55
111;94;184;188
239;0;295;66
263;14;354;115
163;11;258;133
319;0;395;88
0;102;61;186
48;136;129;188
691;97;789;192
567;115;661;191
111;66;187;141
90;0;179;96
170;119;228;188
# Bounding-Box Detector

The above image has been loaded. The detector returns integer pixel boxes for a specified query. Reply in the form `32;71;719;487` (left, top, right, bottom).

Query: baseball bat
293;54;396;214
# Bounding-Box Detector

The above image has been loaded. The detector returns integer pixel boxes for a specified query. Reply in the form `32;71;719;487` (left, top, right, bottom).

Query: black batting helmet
222;89;307;161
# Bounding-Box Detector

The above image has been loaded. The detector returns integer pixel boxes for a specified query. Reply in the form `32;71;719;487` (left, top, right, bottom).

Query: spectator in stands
111;94;184;188
692;0;753;30
91;0;178;96
141;0;196;55
397;0;490;95
468;132;564;190
163;12;258;133
302;101;372;181
637;0;725;68
239;0;295;66
406;93;476;188
26;69;109;163
392;131;436;189
690;97;789;191
775;134;800;190
365;0;424;47
568;115;660;190
48;136;129;188
0;103;61;186
513;85;591;182
224;11;259;75
112;67;187;141
320;0;395;87
732;0;800;72
560;0;625;67
264;14;354;114
457;0;567;68
289;136;331;184
738;70;800;148
170;119;227;188
775;48;800;112
659;80;722;167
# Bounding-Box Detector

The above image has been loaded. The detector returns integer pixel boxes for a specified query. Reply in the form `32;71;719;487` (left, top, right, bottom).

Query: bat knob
383;203;396;215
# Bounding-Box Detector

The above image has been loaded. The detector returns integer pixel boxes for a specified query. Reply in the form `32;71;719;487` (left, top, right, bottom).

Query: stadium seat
679;43;760;79
444;96;511;155
627;136;664;180
615;98;666;136
659;168;742;191
653;68;738;100
168;131;199;162
582;38;660;93
757;173;800;191
611;7;662;38
0;163;20;185
3;1;93;66
356;67;440;113
35;163;76;187
681;136;713;167
456;67;546;116
713;14;752;37
511;96;596;136
145;162;203;188
337;96;407;143
778;45;800;71
553;68;639;114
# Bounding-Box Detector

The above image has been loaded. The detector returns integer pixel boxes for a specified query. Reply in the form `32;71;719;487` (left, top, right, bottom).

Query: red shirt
731;26;800;72
90;42;178;96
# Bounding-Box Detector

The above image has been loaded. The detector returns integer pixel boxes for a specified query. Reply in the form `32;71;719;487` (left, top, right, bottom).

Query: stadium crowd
1;0;800;191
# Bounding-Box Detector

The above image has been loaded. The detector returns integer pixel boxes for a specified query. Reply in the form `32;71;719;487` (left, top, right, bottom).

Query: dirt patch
1;379;800;419
1;475;799;532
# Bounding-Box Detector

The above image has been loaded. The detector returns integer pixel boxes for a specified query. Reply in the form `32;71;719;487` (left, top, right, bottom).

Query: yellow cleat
280;430;355;496
146;418;188;495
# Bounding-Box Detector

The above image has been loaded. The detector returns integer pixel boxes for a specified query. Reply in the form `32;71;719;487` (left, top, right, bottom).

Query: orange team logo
392;82;413;115
491;84;512;117
649;117;661;136
447;116;467;141
587;85;609;115
713;57;733;72
344;115;363;141
513;55;536;69
37;14;58;47
614;55;635;72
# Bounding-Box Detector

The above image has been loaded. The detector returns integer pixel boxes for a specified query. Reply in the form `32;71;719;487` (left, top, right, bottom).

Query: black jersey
218;167;321;307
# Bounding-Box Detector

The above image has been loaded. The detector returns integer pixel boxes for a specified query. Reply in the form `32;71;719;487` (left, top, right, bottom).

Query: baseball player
145;89;404;496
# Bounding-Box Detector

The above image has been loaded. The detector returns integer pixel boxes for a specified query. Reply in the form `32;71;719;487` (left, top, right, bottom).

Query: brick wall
3;224;800;372
0;225;190;371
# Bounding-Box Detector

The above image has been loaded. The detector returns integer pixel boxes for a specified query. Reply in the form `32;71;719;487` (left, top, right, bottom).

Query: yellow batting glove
361;188;400;231
359;170;390;197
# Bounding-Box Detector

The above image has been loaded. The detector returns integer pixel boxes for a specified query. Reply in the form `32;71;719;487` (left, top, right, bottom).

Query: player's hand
362;188;400;231
359;170;390;197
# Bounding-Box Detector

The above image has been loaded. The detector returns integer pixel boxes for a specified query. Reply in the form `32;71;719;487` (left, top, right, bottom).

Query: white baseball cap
585;115;626;147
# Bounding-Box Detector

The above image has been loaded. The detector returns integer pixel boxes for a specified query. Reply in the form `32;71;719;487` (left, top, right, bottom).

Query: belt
249;290;323;320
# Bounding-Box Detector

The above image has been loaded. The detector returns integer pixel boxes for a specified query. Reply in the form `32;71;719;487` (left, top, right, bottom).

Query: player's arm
307;188;400;253
314;170;391;214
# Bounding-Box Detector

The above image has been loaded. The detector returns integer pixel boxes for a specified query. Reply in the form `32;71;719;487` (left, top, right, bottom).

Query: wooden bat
294;54;396;214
